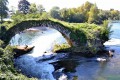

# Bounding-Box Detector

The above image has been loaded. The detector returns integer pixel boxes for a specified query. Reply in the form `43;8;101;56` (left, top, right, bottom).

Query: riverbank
53;43;111;58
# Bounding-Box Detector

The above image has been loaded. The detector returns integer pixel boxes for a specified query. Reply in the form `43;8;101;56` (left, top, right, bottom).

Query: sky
8;0;120;11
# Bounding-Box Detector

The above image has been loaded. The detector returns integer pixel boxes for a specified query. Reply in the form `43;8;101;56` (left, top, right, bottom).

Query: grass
52;43;71;53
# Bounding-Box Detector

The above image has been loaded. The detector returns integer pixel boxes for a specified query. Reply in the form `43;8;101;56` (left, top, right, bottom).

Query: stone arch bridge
1;20;75;46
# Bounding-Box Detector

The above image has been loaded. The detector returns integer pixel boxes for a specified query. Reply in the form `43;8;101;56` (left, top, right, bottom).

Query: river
10;23;120;80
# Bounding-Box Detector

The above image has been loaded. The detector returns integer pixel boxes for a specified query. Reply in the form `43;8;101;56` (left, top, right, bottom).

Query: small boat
13;45;35;58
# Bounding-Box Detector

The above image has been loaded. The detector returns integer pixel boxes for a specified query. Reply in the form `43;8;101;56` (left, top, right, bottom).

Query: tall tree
29;3;37;13
0;0;8;23
37;4;45;14
77;1;94;22
110;9;120;20
18;0;30;14
60;8;69;21
88;4;99;24
84;1;93;12
49;6;61;19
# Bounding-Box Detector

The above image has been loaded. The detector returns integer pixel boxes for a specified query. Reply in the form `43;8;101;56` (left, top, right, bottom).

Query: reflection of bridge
1;20;74;46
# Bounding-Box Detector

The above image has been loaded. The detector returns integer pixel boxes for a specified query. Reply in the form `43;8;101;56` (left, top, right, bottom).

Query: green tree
77;1;94;22
88;4;99;24
110;9;120;20
72;13;86;23
84;1;93;12
84;1;94;21
18;0;30;14
66;8;85;23
100;20;112;43
49;6;61;19
29;3;37;13
0;0;8;23
98;10;106;23
60;8;69;21
66;8;75;22
37;4;45;14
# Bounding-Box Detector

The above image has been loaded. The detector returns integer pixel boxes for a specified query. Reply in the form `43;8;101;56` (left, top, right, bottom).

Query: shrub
53;43;71;52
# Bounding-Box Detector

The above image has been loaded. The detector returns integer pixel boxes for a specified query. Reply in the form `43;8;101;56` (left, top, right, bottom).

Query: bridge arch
2;20;74;46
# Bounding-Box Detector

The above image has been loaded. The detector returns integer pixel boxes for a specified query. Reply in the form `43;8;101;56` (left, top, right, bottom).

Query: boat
13;45;35;58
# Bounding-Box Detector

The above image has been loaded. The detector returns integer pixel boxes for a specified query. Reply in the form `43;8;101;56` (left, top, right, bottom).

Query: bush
100;20;112;43
53;43;71;52
0;40;4;47
0;44;37;79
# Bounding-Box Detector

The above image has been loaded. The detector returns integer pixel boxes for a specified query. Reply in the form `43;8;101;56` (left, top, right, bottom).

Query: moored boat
13;45;35;58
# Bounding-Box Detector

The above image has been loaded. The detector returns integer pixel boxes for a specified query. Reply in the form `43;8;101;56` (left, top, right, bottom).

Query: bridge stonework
1;20;73;46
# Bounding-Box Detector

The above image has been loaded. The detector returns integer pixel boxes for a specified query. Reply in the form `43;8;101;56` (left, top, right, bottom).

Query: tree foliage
0;0;8;23
48;1;120;24
18;0;30;14
88;4;99;24
49;6;61;19
60;8;70;21
29;3;37;13
13;1;120;24
37;4;45;14
99;20;111;43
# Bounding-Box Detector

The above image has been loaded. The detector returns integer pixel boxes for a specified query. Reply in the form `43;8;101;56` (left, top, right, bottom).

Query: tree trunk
0;15;3;24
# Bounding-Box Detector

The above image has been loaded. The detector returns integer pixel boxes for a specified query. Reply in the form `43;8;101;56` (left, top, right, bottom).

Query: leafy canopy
18;0;30;14
0;0;8;22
